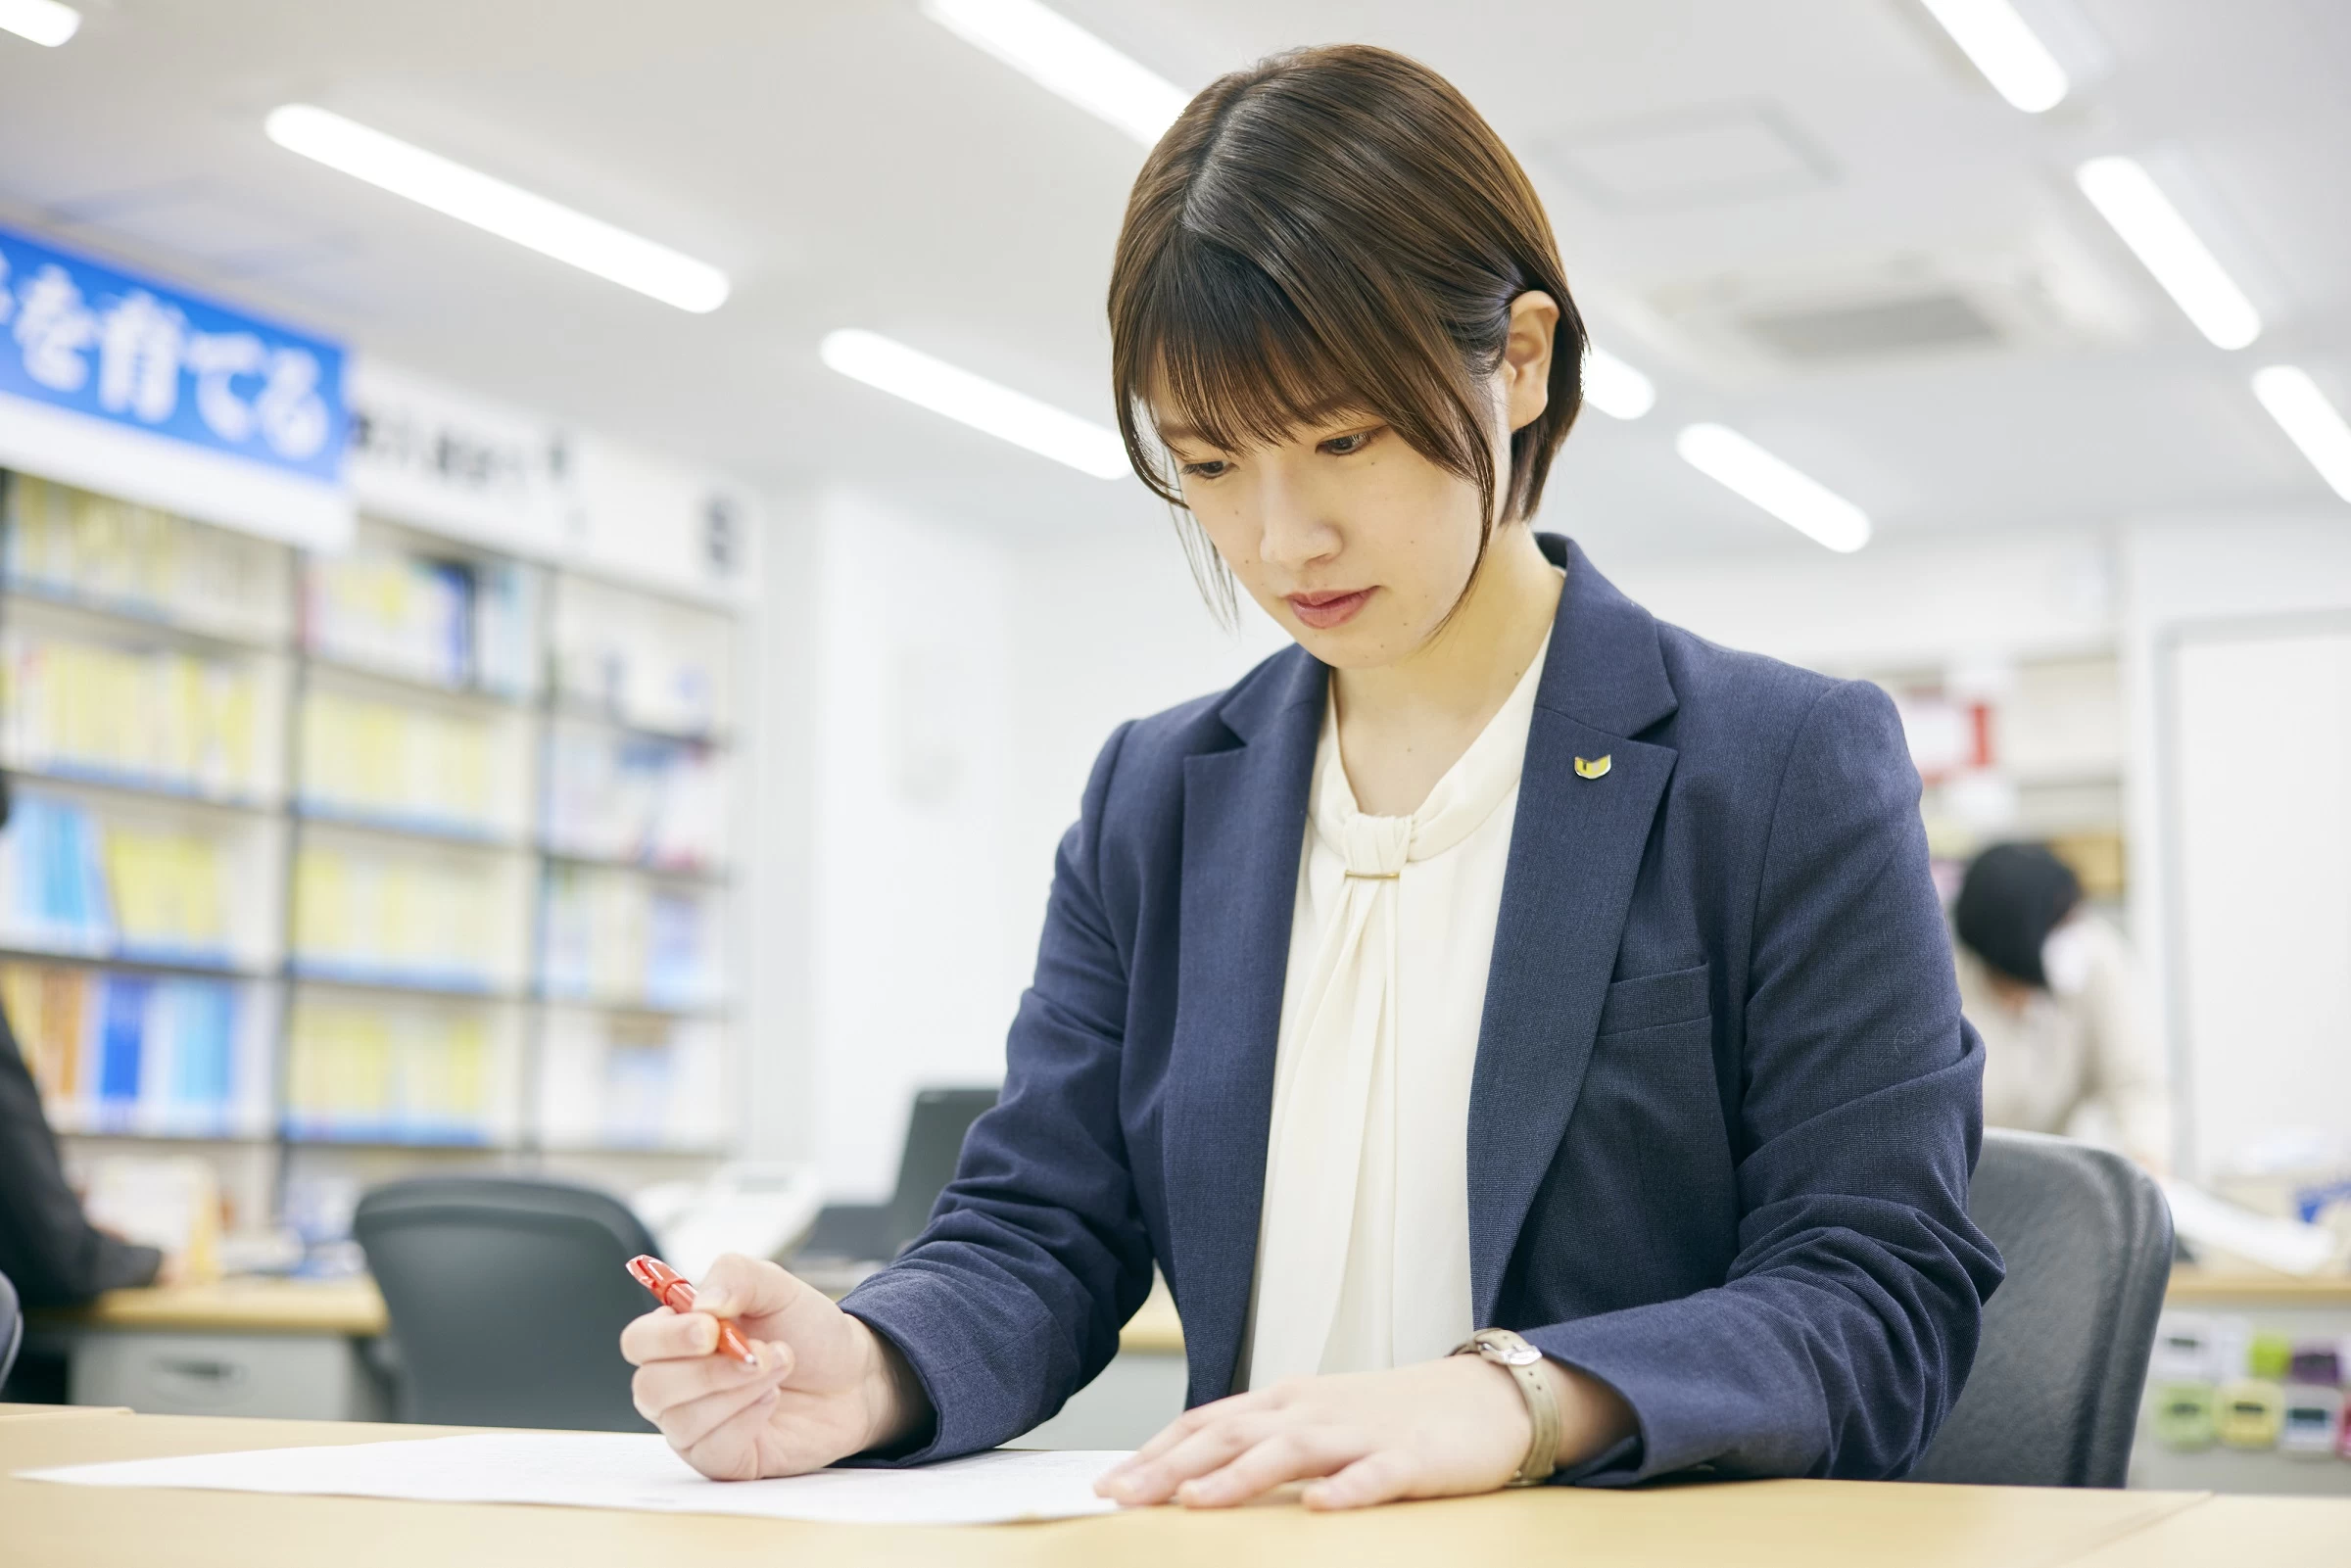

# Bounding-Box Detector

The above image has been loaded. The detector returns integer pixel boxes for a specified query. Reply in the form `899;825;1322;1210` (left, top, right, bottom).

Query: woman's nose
1255;470;1338;572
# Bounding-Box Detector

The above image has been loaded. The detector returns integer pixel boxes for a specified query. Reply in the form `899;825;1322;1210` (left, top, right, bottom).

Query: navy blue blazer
841;535;2003;1482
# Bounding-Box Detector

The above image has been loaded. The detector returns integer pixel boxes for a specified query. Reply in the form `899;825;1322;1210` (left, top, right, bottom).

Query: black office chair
797;1086;999;1264
0;1266;21;1391
1909;1129;2173;1487
352;1175;659;1432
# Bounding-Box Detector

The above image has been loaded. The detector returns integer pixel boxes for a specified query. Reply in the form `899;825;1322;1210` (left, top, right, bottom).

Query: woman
623;45;2001;1507
1953;842;2170;1171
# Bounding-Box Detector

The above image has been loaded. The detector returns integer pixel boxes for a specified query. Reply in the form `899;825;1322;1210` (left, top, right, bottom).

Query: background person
1952;841;2171;1173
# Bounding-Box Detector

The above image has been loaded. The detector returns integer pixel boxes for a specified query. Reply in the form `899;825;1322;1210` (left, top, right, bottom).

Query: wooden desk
57;1273;1159;1349
40;1277;390;1336
2069;1495;2351;1565
1120;1278;1184;1354
2164;1266;2351;1307
27;1278;392;1422
13;1410;2342;1568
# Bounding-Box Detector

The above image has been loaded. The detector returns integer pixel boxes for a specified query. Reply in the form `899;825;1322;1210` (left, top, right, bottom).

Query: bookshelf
1;471;744;1222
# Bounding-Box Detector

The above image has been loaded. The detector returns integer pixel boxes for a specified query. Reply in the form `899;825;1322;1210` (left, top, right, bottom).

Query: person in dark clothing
0;1002;164;1307
0;557;164;1309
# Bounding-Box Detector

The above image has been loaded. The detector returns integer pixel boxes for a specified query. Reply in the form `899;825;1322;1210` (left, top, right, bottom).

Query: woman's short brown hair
1108;44;1587;601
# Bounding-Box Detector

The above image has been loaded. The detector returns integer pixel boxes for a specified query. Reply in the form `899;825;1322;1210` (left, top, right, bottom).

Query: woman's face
1152;293;1559;671
1161;405;1490;669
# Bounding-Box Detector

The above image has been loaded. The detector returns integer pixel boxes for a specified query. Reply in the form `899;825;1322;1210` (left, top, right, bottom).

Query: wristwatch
1451;1328;1561;1487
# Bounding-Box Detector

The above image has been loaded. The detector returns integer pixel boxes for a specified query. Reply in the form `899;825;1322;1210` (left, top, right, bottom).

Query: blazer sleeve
835;722;1157;1463
1524;680;2005;1482
0;1002;164;1308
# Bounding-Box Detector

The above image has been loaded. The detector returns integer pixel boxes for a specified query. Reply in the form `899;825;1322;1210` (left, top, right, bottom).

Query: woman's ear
1502;291;1559;433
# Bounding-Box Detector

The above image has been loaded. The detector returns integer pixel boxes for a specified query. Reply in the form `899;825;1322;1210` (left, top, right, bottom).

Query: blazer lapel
1466;537;1681;1322
1163;648;1324;1404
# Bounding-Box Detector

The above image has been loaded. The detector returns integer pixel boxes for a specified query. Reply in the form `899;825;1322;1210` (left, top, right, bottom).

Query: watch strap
1451;1328;1560;1486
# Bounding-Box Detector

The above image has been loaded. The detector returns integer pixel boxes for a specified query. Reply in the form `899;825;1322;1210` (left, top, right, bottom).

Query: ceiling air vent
1645;230;2135;377
1738;291;2002;362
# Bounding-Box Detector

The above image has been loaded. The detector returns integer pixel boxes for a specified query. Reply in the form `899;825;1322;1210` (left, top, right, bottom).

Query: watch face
1498;1344;1543;1366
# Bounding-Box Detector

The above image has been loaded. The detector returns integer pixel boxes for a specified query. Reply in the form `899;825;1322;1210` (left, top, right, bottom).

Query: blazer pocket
1595;962;1711;1036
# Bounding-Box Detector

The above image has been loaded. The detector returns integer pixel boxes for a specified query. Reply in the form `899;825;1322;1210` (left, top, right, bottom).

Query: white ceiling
0;0;2343;563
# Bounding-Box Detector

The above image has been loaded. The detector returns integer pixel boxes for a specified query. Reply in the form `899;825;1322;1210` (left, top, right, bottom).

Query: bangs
1115;231;1367;504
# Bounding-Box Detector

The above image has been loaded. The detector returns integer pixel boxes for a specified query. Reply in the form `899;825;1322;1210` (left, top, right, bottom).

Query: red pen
628;1254;758;1365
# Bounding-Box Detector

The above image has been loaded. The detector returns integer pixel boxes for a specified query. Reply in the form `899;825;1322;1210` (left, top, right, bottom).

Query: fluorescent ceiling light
1917;0;2068;113
0;0;80;47
2076;156;2259;350
1584;347;1656;420
921;0;1188;146
2252;366;2351;504
1676;423;1871;552
821;329;1128;479
264;104;729;313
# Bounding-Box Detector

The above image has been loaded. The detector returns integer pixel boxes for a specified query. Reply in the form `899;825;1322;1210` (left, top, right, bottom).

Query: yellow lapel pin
1574;754;1612;780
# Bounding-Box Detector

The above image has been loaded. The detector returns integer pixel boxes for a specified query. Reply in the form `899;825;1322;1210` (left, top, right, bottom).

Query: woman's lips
1286;588;1374;630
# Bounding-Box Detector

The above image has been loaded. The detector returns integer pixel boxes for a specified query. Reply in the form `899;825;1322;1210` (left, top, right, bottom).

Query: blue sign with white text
0;222;347;483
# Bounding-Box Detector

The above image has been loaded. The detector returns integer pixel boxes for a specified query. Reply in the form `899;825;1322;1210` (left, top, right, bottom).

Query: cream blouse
1240;638;1551;1391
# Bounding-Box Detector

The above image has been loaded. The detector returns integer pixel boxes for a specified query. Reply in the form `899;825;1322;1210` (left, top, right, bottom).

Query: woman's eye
1319;429;1377;455
1181;459;1230;479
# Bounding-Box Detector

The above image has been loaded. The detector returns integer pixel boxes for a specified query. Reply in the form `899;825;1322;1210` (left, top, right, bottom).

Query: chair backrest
881;1086;998;1257
1909;1129;2173;1487
0;1266;21;1391
353;1175;659;1432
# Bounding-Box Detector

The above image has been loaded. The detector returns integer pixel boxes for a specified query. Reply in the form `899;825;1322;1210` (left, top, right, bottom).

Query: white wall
2120;512;2351;1178
2167;629;2351;1183
1601;525;2118;674
741;496;817;1164
1000;517;1289;1006
805;486;1019;1198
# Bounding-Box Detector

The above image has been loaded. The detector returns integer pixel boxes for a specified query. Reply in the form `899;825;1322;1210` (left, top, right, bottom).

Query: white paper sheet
21;1433;1129;1526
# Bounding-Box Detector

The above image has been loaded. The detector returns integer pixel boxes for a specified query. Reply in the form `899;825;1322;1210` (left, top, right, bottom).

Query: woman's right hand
620;1253;925;1481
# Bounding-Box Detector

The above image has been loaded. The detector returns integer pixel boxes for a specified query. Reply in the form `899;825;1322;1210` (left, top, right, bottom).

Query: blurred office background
0;0;2347;1489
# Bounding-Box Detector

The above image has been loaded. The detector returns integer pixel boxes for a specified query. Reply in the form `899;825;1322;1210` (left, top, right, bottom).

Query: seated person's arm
1514;681;2005;1483
0;1006;164;1309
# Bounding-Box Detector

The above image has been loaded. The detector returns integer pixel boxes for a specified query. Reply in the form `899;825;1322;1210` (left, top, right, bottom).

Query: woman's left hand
1093;1354;1633;1511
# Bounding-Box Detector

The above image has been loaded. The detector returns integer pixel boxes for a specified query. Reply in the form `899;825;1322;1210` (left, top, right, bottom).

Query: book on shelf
1;958;267;1136
543;722;725;870
2;473;290;640
0;472;747;1164
302;543;538;697
300;684;504;836
293;839;512;992
552;575;732;737
539;1009;726;1150
541;865;722;1010
0;791;239;965
2;626;269;800
80;1156;223;1278
283;991;509;1144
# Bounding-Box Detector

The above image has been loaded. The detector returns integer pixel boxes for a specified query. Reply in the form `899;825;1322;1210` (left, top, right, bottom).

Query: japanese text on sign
0;224;346;484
